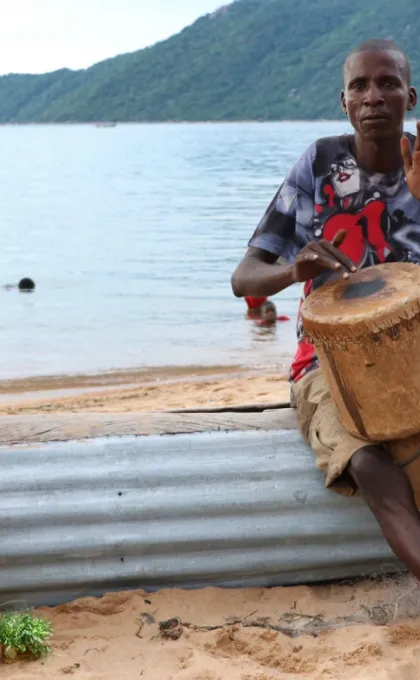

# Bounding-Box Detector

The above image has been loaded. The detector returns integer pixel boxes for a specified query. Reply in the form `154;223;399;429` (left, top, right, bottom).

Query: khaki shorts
293;368;420;503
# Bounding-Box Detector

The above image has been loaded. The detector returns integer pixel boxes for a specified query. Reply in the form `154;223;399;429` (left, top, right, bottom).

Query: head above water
18;278;35;292
261;301;277;322
341;39;417;142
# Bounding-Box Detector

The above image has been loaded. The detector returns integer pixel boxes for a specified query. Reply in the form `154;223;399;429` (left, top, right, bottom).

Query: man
231;39;420;580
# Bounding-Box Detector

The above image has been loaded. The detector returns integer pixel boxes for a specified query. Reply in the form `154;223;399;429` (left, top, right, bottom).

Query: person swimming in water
3;278;36;292
255;301;290;326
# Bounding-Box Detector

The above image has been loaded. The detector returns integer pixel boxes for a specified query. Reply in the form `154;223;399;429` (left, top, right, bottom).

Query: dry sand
2;578;420;679
1;364;420;679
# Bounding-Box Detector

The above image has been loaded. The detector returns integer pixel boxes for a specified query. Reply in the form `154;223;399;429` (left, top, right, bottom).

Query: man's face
341;49;417;140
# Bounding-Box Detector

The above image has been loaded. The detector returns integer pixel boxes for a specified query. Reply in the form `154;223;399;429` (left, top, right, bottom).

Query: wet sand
0;365;291;415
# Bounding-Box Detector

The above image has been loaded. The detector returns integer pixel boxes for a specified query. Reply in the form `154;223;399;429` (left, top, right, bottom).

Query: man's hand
402;121;420;200
291;230;357;283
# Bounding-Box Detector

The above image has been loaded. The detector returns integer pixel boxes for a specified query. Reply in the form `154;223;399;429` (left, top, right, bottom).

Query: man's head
261;301;277;323
18;277;35;292
341;39;417;141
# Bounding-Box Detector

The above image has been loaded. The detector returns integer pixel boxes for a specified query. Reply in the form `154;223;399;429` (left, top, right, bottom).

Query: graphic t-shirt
248;133;420;383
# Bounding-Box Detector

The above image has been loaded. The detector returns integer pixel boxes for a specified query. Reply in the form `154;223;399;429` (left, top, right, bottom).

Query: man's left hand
402;121;420;200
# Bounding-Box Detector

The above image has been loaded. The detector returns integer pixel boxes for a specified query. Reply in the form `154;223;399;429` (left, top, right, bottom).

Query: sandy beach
2;577;420;679
1;363;419;679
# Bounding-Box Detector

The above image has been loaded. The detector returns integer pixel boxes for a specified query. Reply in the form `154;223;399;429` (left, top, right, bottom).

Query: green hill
1;0;420;122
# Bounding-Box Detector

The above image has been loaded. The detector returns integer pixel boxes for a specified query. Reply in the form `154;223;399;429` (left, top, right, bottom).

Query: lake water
2;120;413;379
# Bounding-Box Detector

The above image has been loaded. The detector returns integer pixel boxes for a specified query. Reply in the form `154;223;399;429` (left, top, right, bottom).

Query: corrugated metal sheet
0;430;400;607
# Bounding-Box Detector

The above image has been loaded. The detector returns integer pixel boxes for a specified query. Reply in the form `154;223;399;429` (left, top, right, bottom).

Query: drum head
301;263;420;342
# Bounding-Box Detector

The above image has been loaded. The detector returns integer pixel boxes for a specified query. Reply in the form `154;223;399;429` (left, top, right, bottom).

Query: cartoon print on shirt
313;153;395;268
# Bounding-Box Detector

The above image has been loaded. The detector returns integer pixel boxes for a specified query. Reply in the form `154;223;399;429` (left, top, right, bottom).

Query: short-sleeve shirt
248;133;420;383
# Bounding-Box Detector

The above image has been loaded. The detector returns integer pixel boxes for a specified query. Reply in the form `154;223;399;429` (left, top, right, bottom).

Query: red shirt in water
245;296;267;309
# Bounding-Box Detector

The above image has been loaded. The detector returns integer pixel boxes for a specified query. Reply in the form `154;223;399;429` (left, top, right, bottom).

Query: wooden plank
0;408;298;445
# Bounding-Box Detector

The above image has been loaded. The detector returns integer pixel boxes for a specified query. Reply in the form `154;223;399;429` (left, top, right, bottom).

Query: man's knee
349;444;418;516
348;445;388;484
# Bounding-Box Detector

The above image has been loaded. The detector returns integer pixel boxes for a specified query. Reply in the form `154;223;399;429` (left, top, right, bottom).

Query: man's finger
330;229;347;249
416;121;420;151
412;149;420;169
321;240;357;272
401;135;413;174
309;253;351;279
301;249;342;271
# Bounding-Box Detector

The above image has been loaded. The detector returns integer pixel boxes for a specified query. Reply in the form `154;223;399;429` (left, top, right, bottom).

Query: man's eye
351;82;365;91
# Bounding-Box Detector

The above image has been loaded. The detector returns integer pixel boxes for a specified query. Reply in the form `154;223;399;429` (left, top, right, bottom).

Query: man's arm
232;142;356;299
231;231;355;298
231;247;295;298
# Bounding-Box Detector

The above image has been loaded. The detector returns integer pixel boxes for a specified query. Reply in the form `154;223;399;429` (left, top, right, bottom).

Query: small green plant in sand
0;612;53;663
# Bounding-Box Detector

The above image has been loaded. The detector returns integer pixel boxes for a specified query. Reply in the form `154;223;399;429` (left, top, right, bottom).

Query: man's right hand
291;229;357;283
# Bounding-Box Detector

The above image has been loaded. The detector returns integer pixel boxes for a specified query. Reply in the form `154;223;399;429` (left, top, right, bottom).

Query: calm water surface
3;120;409;379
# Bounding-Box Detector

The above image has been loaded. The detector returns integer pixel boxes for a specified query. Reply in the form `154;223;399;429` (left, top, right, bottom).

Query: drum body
301;263;420;441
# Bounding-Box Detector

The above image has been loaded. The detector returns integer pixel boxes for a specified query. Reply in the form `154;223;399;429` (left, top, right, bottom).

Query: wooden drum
301;263;420;441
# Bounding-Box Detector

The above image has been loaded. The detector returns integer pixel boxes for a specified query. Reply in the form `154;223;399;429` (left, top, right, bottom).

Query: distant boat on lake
95;122;117;128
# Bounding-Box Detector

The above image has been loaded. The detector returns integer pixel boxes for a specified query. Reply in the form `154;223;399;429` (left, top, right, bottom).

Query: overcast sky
0;0;232;75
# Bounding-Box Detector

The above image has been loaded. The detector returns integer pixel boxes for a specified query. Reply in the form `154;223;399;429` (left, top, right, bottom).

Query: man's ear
341;90;347;115
407;86;418;111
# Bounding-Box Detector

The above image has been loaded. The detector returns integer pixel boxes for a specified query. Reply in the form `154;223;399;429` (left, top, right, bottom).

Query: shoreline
1;119;418;125
0;363;291;415
0;364;247;395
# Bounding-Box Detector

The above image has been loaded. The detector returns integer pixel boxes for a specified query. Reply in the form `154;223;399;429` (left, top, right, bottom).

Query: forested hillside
0;0;418;122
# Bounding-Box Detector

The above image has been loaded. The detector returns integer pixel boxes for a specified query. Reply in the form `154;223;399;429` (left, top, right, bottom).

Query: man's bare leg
349;446;420;580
